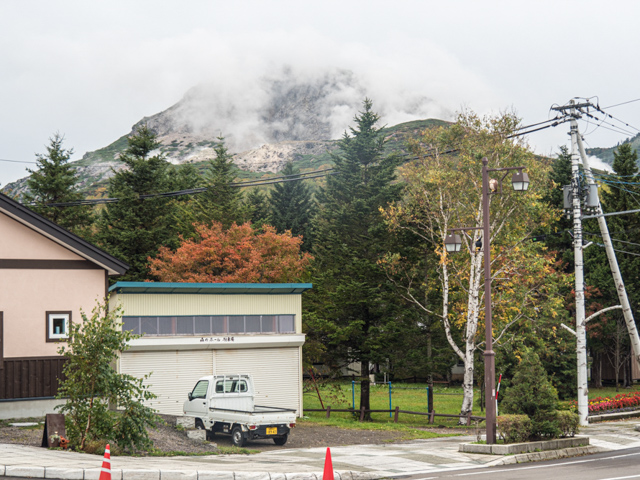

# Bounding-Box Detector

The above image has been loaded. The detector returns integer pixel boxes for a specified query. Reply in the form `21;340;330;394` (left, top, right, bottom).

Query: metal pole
575;133;640;370
389;382;392;418
482;157;497;444
569;104;589;426
352;380;355;411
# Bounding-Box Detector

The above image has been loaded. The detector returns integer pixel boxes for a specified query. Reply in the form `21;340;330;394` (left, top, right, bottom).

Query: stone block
490;444;513;455
121;469;160;480
196;471;235;480
159;470;197;480
235;473;271;480
458;443;491;453
285;474;318;480
6;466;45;478
45;467;85;479
187;429;206;441
177;416;195;429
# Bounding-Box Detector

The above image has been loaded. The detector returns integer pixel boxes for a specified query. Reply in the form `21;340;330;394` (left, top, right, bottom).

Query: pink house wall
0;213;107;359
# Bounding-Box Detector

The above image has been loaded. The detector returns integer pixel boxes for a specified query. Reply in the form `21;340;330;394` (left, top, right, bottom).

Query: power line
603;98;640;109
34;117;560;208
0;158;37;165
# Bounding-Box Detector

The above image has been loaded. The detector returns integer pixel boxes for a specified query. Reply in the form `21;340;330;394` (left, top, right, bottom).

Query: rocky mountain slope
3;70;446;199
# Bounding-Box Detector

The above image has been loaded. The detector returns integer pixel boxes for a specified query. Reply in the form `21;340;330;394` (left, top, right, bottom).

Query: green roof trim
109;281;313;295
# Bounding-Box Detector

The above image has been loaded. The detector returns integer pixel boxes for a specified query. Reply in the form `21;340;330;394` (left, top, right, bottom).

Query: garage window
123;314;296;336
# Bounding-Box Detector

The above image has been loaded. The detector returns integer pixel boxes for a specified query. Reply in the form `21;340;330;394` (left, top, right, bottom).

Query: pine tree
585;143;640;387
96;125;178;281
24;133;92;235
186;136;246;229
245;188;271;229
307;99;402;419
269;161;314;251
539;146;574;271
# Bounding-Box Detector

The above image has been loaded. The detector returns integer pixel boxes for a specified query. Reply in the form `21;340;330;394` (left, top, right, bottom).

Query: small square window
46;311;71;342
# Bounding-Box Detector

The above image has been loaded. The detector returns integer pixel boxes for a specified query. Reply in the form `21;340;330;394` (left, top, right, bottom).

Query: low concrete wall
0;398;64;420
459;436;589;455
588;410;640;423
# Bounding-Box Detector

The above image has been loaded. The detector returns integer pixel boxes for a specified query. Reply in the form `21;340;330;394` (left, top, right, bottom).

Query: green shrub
500;349;560;438
56;299;158;452
497;415;532;443
555;410;580;437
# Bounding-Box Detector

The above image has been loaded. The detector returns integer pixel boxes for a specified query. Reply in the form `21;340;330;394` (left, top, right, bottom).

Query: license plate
266;427;277;435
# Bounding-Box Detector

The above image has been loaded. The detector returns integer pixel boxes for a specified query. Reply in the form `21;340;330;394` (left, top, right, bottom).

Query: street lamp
446;157;530;444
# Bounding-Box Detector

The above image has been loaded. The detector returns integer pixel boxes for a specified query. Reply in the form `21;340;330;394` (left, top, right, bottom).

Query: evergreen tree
269;161;315;251
501;349;560;438
584;143;640;387
96;125;178;281
24;133;92;235
306;99;402;419
185;136;246;230
245;187;271;229
539;146;574;271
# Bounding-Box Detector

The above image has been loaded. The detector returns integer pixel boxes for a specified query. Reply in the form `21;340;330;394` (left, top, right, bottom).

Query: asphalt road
398;447;640;480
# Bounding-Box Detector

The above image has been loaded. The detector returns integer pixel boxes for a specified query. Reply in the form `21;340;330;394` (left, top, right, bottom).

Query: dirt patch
0;415;464;454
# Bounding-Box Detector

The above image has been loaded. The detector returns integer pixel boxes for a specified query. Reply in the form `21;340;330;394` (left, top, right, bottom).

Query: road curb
494;445;605;465
0;466;384;480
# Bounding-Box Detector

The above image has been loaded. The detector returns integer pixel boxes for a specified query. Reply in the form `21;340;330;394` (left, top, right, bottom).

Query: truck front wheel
231;426;247;447
273;434;288;446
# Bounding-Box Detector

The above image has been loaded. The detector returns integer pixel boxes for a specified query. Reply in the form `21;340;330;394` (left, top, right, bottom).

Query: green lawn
303;382;485;432
302;381;640;434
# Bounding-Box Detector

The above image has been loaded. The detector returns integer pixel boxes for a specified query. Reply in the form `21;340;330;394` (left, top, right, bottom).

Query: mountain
586;132;640;165
3;69;446;200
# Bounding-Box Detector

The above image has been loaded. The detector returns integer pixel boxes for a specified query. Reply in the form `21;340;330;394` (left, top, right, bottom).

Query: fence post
326;406;331;419
352;380;355;411
466;411;472;426
360;406;366;422
394;406;399;423
389;381;392;418
429;409;435;424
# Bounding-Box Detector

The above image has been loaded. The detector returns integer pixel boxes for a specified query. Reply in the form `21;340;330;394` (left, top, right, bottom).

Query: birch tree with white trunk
381;112;566;421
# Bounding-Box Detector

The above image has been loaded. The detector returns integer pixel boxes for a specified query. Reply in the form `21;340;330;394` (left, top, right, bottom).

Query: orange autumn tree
148;222;312;283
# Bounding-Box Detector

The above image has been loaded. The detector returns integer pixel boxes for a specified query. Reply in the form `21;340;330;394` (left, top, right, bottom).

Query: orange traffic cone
99;444;111;480
323;447;334;480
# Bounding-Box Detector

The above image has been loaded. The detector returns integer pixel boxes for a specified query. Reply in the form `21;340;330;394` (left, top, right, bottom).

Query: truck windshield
191;380;209;399
215;379;248;393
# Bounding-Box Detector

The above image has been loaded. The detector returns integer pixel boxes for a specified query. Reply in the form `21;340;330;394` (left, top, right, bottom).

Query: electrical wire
0;158;37;164
32;117;564;208
595;243;640;257
584;232;640;248
603;98;640;109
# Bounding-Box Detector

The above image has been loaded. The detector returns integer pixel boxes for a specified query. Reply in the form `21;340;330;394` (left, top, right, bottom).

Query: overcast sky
1;0;638;186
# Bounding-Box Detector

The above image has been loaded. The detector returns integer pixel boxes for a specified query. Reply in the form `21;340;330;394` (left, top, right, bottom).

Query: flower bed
570;391;640;414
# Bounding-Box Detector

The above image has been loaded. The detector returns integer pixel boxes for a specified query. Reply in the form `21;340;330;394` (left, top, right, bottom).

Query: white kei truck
183;374;297;447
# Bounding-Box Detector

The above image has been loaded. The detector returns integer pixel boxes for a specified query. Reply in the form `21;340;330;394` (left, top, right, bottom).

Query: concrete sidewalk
1;421;640;480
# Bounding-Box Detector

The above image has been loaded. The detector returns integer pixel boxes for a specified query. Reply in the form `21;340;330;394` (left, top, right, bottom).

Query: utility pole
576;130;640;370
569;103;589;426
552;98;640;426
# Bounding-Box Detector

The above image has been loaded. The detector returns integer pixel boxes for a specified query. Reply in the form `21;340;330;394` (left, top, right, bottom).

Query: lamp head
511;170;530;191
444;233;462;253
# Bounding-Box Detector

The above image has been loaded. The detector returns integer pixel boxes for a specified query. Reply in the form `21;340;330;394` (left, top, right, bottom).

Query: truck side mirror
188;392;193;401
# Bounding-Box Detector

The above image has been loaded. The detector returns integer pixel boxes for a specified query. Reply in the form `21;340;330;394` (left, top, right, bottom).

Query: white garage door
214;347;300;414
120;350;214;415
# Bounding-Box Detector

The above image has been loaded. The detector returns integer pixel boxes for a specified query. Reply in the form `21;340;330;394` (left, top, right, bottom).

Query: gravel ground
0;415;469;454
